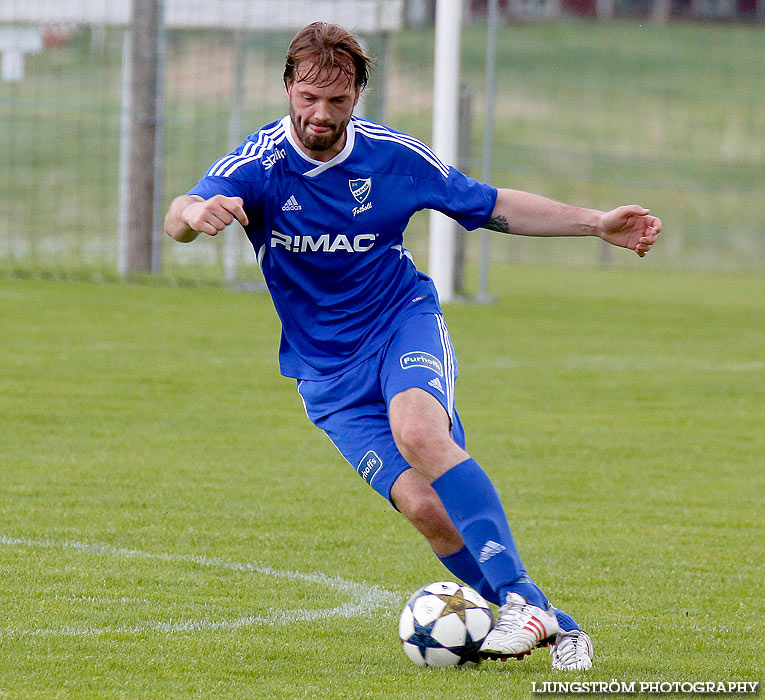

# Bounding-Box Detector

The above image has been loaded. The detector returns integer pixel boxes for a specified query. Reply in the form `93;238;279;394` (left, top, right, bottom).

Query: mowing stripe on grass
470;356;765;372
0;535;402;638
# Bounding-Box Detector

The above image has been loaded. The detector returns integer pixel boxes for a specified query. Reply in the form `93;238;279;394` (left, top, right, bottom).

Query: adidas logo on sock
478;540;506;563
282;195;302;211
428;377;445;395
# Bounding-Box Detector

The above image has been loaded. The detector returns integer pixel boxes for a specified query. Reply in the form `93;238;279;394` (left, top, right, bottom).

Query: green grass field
1;266;763;698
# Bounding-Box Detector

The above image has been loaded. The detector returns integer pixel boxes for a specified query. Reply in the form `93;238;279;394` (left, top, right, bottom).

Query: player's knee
393;421;433;465
389;389;457;473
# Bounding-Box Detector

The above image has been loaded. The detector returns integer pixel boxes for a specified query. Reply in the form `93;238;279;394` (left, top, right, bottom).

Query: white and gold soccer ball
398;581;494;667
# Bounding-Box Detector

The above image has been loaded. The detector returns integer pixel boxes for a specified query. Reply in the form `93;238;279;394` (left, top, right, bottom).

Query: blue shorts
297;312;466;505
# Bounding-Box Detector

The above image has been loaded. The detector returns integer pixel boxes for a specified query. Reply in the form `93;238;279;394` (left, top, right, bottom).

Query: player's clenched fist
164;194;248;243
183;194;248;236
599;205;661;258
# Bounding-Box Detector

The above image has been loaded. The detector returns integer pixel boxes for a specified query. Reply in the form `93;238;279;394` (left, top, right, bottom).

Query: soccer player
165;22;659;671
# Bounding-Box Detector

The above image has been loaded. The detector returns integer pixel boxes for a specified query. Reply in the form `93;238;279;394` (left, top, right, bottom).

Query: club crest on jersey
349;178;372;204
400;351;444;377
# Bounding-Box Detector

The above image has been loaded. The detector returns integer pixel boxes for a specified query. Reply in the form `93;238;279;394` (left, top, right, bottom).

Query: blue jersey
188;115;497;380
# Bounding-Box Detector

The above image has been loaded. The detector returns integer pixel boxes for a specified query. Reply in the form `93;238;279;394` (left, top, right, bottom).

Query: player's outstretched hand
182;194;249;237
600;205;661;257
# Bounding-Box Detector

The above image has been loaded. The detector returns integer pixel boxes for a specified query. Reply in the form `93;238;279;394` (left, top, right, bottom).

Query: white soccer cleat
551;629;594;671
479;592;560;660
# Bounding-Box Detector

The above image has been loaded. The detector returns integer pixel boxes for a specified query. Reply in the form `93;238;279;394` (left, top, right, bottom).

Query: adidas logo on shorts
282;195;302;211
428;377;445;395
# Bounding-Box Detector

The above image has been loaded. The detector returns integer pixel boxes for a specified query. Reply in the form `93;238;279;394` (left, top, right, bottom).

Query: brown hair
283;22;372;90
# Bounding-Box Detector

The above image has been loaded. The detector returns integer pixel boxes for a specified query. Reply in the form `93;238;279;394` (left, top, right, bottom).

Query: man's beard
289;105;347;154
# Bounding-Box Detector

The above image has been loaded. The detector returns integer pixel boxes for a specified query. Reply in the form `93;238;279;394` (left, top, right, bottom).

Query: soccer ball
398;581;494;667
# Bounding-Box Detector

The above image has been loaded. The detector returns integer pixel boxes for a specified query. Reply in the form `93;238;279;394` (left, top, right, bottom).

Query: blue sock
554;608;581;632
431;458;549;609
437;549;581;628
437;546;500;605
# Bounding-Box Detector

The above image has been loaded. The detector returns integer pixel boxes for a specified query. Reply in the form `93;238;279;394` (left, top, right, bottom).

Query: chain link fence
1;2;763;286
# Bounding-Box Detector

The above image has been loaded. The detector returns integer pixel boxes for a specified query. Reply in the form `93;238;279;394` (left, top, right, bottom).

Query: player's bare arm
164;194;248;243
485;188;661;257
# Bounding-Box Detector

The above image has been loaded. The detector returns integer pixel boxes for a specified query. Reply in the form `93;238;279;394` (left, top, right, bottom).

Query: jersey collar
281;115;355;178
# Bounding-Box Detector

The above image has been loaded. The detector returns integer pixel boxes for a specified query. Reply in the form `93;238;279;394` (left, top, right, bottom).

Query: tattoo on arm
484;215;510;233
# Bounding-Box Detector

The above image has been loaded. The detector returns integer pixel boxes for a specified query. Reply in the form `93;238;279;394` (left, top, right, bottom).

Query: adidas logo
428;377;445;395
282;195;302;211
478;540;506;563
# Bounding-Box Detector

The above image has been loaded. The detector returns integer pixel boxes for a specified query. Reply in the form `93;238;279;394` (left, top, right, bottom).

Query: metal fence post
478;0;497;302
118;0;164;276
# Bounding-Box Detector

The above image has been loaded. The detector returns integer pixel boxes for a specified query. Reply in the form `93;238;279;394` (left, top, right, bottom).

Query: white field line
0;535;402;638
